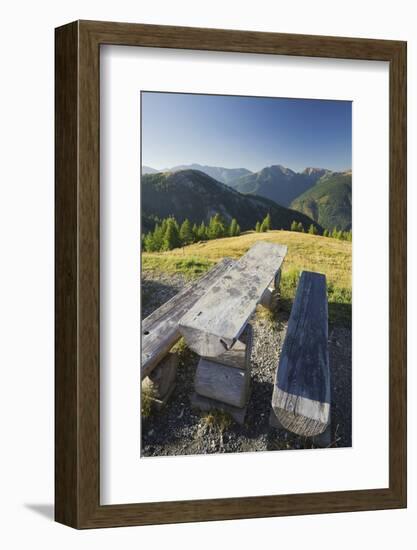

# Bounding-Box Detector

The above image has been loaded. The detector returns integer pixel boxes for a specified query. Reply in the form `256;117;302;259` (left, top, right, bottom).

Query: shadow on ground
141;276;352;457
24;504;54;521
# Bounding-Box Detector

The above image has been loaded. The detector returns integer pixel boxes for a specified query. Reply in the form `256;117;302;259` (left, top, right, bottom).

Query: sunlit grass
142;230;352;324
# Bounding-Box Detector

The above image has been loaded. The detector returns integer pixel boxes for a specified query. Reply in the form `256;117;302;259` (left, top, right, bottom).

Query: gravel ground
141;272;352;457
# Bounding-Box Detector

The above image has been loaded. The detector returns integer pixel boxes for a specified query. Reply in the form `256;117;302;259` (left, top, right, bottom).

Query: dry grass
143;230;351;288
142;230;352;324
200;410;233;433
141;387;154;418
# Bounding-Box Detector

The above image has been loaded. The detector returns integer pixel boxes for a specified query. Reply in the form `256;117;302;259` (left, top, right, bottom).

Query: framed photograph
55;20;406;528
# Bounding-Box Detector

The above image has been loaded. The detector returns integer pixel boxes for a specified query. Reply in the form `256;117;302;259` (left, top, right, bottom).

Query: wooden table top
179;241;287;357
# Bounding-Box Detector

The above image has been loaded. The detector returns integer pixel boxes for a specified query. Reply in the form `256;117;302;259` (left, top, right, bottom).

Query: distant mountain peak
302;167;329;176
265;164;296;176
162;164;253;186
142;165;159;175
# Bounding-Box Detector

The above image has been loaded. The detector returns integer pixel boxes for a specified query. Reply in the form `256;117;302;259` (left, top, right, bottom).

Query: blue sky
141;92;352;173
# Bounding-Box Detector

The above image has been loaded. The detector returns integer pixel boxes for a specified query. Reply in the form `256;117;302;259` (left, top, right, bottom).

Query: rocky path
141;272;352;457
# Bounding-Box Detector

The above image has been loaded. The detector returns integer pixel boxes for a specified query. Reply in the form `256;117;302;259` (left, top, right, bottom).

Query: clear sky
141;92;352;173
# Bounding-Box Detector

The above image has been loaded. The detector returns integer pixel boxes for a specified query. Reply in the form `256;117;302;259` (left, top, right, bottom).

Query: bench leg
141;352;178;410
259;269;281;311
193;326;252;421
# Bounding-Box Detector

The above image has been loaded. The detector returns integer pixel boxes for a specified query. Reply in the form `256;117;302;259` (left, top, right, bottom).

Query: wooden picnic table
141;258;234;379
179;241;287;357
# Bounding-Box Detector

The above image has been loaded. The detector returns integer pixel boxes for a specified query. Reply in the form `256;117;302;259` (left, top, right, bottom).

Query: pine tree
236;223;241;236
255;221;261;232
192;223;199;242
163;218;181;250
308;224;318;235
263;213;272;231
323;229;329;237
152;223;164;251
161;218;168;234
197;221;207;241
229;218;238;237
290;220;298;232
297;222;304;233
260;219;267;232
143;232;154;252
208;214;225;239
179;218;193;246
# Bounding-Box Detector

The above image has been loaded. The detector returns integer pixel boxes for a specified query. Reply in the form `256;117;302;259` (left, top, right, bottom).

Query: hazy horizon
142;161;352;174
141;92;352;173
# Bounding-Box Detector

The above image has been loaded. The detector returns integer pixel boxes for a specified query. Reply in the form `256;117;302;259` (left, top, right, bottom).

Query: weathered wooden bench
270;270;331;446
141;258;235;407
179;241;287;423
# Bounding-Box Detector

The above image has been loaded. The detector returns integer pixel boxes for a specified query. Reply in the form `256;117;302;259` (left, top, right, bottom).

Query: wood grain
272;271;330;437
194;325;253;407
55;21;78;528
141;258;234;379
55;20;407;529
179;242;287;356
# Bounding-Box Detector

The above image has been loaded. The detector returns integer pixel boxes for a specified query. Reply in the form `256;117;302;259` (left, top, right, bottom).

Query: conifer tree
208;214;225;239
229;218;238;237
263;213;272;231
290;220;298;232
192;223;199;242
163;218;181;250
236;223;241;236
308;224;318;235
255;221;261;233
197;221;207;241
161;218;168;234
143;232;154;252
297;222;304;233
152;223;164;251
179;218;193;246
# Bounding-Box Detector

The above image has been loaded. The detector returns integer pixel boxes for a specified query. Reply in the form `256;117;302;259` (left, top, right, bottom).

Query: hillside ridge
141;169;322;234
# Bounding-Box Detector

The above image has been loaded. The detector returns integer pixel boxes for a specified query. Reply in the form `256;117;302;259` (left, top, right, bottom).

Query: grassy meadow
142;230;352;324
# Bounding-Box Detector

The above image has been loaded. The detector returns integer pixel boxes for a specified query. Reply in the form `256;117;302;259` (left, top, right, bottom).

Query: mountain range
141;163;352;230
141;169;322;234
229;165;330;207
142;165;159;175
290;171;352;231
161;163;252;186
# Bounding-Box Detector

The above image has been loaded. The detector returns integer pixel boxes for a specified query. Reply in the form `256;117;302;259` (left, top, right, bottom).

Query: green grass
142;230;352;324
142;255;216;279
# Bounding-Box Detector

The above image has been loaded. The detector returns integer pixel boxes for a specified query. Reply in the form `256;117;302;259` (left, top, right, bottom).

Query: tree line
290;220;352;241
142;214;241;252
254;213;272;233
142;212;352;252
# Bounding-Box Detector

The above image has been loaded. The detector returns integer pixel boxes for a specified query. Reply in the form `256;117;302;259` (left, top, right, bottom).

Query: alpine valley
141;163;352;232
